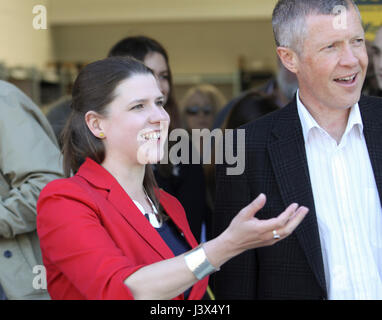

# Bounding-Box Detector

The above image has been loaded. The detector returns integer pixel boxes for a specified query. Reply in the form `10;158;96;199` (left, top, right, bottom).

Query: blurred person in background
46;65;80;148
371;26;382;96
181;84;226;133
213;56;298;129
223;90;279;130
362;40;380;96
180;84;226;240
46;95;72;148
261;56;299;107
0;80;63;299
108;36;210;243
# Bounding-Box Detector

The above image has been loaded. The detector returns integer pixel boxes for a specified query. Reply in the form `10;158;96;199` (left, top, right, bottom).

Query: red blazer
37;158;208;300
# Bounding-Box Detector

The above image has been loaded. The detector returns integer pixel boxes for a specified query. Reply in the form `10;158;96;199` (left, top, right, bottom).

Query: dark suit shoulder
359;95;382;126
360;94;382;104
240;106;281;132
359;95;382;111
238;100;298;146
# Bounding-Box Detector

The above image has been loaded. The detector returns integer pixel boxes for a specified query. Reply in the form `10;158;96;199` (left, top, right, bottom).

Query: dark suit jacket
213;95;382;300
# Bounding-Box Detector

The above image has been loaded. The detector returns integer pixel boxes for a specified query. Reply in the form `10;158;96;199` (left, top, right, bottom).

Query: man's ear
85;111;106;139
277;47;299;74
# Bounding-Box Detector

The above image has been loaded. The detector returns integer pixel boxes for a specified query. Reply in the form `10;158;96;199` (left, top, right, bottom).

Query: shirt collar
296;89;363;144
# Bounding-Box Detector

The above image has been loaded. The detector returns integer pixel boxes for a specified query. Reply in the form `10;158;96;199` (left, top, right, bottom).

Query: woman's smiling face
98;73;170;166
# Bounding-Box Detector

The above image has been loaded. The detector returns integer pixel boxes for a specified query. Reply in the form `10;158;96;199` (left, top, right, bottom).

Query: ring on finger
273;229;280;239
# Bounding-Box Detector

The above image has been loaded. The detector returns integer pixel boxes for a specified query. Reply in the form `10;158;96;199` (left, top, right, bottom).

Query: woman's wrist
202;231;241;271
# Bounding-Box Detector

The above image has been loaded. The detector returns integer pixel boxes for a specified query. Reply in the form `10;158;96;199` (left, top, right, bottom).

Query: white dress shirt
296;91;382;299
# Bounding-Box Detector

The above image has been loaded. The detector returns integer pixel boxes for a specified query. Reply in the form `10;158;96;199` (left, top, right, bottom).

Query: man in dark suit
213;0;382;300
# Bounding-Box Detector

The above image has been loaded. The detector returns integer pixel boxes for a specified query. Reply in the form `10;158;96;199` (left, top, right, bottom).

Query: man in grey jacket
0;80;64;299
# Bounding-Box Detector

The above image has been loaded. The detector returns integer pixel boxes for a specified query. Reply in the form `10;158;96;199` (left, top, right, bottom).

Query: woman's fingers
256;202;299;230
282;206;309;235
239;193;267;220
263;206;309;241
226;197;309;253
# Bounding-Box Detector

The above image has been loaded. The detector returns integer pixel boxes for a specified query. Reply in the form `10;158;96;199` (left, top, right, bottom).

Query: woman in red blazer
37;57;308;300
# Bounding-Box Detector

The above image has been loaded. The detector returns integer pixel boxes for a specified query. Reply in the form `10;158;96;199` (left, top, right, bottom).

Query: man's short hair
272;0;360;55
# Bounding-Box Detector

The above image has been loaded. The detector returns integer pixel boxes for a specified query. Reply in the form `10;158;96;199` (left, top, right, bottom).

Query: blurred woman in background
181;84;226;132
180;84;226;236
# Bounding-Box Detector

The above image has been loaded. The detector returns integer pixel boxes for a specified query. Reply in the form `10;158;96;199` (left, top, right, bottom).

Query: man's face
295;7;368;112
372;27;382;90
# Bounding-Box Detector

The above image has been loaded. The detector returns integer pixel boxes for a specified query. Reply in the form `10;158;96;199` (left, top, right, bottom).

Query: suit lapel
267;101;327;293
359;96;382;205
77;159;198;261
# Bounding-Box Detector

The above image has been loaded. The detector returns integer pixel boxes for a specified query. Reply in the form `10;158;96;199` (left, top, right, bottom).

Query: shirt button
3;250;12;258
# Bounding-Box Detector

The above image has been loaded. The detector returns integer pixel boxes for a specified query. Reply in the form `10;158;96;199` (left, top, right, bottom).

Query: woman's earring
99;132;105;138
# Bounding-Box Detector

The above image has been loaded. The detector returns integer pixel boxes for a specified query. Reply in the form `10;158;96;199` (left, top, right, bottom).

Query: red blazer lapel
77;158;174;260
108;183;177;260
77;159;199;264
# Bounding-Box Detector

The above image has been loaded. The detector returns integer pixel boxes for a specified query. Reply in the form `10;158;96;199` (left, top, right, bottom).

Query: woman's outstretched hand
226;193;308;250
204;194;309;268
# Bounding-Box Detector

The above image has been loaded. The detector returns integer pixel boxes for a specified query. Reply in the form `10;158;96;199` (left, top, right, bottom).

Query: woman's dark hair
61;56;164;216
108;35;181;178
108;36;168;65
223;90;279;129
